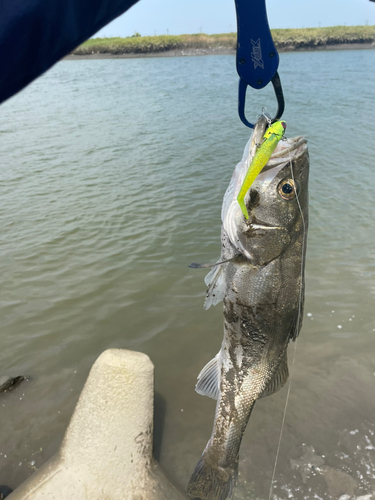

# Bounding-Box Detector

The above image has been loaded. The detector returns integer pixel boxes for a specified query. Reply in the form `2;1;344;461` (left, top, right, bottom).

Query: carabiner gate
238;71;285;129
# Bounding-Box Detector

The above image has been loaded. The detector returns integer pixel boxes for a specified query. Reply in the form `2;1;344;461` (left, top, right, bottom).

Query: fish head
222;136;309;266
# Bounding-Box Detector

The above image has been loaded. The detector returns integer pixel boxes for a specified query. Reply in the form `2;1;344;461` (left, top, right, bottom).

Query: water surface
1;49;375;499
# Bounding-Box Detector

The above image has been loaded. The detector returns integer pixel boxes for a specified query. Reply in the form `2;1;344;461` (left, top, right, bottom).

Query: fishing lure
237;120;287;219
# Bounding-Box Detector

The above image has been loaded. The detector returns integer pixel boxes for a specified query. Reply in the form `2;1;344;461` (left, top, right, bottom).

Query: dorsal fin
260;351;289;399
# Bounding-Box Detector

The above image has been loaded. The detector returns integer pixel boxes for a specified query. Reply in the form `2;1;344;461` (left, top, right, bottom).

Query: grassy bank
73;33;236;55
272;25;375;50
72;26;375;56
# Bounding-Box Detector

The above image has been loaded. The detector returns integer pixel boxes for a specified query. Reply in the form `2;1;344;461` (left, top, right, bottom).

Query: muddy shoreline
64;42;375;60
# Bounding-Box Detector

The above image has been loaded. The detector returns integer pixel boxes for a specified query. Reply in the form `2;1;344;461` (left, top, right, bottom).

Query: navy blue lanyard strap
234;0;285;128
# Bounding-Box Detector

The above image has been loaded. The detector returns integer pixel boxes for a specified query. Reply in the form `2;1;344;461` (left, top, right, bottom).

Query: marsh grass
272;25;375;49
73;26;375;55
74;33;237;55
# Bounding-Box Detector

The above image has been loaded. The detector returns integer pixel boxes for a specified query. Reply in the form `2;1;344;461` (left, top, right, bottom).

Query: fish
187;115;309;500
237;119;287;219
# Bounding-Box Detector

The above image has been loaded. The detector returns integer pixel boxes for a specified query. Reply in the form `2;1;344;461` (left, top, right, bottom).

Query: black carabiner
238;71;285;129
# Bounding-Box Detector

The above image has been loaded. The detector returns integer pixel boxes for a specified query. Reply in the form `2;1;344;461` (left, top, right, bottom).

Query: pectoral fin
203;263;226;310
260;351;289;399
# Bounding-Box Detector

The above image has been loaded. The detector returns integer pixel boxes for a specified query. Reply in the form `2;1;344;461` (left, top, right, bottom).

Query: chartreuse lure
237;120;287;219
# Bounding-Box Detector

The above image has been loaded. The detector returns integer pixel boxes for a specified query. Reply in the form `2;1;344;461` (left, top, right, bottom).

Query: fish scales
188;117;309;500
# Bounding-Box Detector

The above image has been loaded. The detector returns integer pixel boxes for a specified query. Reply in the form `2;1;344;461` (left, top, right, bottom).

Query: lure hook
238;71;285;129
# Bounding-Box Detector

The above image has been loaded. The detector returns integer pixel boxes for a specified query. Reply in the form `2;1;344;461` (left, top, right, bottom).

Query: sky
95;0;375;38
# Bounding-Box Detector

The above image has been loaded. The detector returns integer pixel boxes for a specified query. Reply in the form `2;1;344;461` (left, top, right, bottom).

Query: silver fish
187;116;309;500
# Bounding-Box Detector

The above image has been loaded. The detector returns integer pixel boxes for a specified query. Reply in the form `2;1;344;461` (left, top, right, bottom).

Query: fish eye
278;179;298;200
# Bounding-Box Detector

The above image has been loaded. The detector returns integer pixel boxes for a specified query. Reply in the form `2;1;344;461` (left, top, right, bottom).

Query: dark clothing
0;0;139;104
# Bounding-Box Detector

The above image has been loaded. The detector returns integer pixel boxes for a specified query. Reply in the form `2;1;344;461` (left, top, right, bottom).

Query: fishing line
268;145;307;500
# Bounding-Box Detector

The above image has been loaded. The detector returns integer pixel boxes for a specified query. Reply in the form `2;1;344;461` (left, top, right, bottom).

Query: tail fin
187;455;238;500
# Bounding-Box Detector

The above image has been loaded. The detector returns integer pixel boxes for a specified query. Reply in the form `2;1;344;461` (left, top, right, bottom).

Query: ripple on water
0;50;375;495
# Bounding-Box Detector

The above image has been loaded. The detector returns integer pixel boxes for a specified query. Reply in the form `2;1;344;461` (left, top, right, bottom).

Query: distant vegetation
73;33;235;55
272;25;375;50
72;26;375;56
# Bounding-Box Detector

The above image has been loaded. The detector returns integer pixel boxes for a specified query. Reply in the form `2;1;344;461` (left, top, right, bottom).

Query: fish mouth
249;223;280;230
246;218;281;230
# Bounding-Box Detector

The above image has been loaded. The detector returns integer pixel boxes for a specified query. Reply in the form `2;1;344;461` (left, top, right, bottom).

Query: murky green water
1;49;375;499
